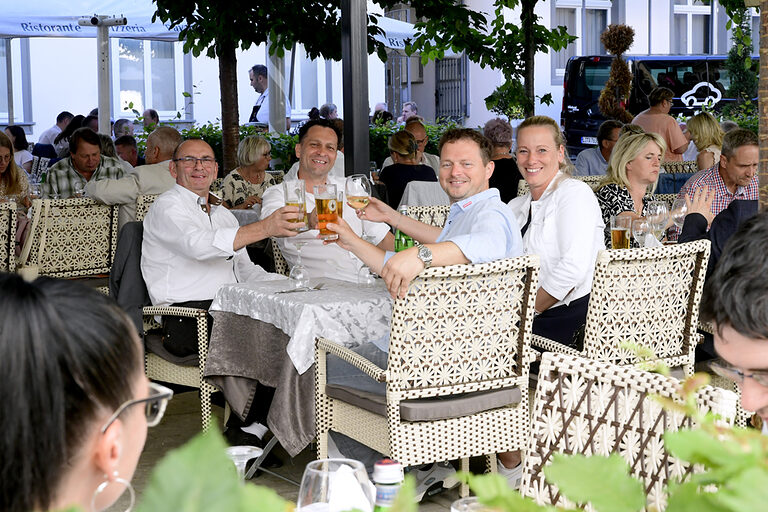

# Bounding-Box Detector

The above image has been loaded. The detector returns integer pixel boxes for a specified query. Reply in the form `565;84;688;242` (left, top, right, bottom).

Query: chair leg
460;457;470;497
485;453;498;474
200;381;215;432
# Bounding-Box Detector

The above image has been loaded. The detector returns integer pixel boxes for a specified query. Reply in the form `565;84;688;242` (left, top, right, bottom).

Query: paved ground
119;390;458;510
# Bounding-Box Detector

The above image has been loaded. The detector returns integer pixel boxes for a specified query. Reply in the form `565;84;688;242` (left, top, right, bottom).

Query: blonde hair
0;131;23;196
388;130;418;159
687;112;724;151
516;115;574;176
600;132;666;193
237;135;271;167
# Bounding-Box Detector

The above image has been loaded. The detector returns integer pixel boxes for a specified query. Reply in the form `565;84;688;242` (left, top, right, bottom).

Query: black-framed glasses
709;358;768;388
174;156;216;168
100;382;174;433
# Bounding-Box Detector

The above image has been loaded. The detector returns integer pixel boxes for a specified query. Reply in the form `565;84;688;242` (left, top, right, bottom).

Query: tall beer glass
314;183;339;241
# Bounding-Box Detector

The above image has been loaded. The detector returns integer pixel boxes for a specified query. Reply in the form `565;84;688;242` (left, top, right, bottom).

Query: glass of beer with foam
313;183;339;240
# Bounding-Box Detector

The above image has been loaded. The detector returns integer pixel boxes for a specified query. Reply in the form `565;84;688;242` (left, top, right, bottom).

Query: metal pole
97;25;110;134
341;0;370;176
6;38;14;125
267;42;288;134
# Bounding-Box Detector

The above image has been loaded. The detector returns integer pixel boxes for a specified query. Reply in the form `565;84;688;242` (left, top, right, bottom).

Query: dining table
204;276;393;457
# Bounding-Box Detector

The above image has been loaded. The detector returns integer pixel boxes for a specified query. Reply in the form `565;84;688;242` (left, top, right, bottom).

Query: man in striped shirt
668;129;758;242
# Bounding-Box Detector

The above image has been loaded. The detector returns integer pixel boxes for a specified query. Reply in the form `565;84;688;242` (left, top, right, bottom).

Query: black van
561;54;758;157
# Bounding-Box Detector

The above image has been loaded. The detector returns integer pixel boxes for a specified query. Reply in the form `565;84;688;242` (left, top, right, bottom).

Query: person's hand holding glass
284;179;308;232
314;184;339;241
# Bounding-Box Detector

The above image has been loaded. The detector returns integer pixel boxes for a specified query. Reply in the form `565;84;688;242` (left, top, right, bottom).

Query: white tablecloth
210;277;393;374
230;206;261;226
399;181;450;208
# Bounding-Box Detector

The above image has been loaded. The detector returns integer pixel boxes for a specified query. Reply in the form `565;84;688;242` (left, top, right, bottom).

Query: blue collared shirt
384;188;523;264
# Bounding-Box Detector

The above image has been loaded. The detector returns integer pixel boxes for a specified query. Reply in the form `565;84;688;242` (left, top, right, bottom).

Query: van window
569;59;611;101
634;60;708;99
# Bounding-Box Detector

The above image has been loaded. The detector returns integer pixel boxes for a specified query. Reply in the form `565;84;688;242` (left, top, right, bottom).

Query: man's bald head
146;126;182;164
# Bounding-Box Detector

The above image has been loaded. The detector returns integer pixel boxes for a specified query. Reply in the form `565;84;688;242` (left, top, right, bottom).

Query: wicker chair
405;204;451;227
271;238;290;276
0;202;17;272
143;305;216;432
654;193;677;208
136;193;160;222
18;198;119;278
533;240;710;377
661;160;698;174
316;256;540;494
521;352;737;511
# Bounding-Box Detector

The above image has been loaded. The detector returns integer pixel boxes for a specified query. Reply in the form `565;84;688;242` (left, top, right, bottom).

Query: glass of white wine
345;174;373;243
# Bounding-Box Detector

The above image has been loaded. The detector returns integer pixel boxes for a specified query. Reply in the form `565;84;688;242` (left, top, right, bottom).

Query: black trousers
532;294;590;351
162;299;214;357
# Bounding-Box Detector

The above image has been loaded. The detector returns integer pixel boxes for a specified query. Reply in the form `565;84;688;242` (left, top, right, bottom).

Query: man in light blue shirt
330;128;523;298
323;128;523;495
574;120;623;176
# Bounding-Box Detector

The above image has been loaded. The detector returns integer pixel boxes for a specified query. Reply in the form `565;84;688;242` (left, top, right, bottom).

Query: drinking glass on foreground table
297;459;375;512
610;215;631;249
226;445;263;482
646;201;669;240
671;196;688;229
289;240;310;289
632;218;651;248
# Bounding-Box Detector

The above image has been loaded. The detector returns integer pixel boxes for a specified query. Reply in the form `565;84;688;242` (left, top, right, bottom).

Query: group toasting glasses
281;175;376;287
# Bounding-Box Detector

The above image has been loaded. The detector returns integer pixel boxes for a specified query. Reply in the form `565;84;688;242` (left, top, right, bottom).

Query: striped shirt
668;163;758;241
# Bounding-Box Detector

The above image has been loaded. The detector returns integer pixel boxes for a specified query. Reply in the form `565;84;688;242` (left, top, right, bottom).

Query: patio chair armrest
531;333;580;357
143;305;207;319
697;321;714;336
316;337;387;382
523;347;541;365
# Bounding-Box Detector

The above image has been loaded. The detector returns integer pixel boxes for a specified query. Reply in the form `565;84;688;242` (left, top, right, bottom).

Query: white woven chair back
405;204;451;227
0;202;16;272
387;256;539;399
583;240;710;374
517;174;603;196
521;351;737;511
661;160;698;174
19;198;119;278
136;193;160;222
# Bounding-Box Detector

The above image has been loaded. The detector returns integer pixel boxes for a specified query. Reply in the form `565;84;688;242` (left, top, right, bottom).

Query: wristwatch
417;245;433;269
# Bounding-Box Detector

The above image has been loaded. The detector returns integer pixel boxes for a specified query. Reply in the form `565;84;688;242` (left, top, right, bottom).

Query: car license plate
581;136;598;145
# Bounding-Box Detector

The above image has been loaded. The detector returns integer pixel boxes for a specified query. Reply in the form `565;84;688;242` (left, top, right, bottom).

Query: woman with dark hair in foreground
0;274;172;512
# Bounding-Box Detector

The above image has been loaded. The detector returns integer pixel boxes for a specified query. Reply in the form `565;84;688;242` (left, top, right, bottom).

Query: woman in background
221;135;276;209
4;125;33;173
378;130;437;208
687;111;724;171
483;118;522;202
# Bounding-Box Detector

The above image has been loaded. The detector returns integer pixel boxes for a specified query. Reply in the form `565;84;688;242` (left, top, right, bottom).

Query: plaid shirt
42;155;125;199
668;163;758;241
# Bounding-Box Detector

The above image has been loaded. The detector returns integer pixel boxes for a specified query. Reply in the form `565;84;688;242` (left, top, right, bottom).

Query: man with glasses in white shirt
141;139;302;358
700;212;768;433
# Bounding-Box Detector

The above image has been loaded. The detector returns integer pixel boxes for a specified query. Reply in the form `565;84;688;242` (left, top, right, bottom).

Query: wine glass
357;264;376;287
671;196;688;229
225;445;263;482
345;174;373;243
296;458;375;512
632;218;651;248
74;182;86;198
289;240;310;289
646;201;669;240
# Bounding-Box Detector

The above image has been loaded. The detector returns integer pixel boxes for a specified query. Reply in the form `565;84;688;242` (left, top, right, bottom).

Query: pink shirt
633;110;688;162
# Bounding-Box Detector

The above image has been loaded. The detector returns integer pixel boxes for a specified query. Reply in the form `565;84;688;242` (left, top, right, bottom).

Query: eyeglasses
414;138;427;145
0;154;11;163
263;151;272;158
173;156;216;168
709;358;768;388
100;382;174;433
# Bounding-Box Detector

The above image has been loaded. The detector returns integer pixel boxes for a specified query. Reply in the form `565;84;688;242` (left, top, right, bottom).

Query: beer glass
314;183;339;241
610;215;631;249
284;179;308;232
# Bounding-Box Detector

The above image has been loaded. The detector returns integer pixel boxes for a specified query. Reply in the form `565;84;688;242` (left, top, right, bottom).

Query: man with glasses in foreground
700;212;768;433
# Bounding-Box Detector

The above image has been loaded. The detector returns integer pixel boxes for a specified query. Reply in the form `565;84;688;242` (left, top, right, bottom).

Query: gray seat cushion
145;332;199;367
326;383;522;422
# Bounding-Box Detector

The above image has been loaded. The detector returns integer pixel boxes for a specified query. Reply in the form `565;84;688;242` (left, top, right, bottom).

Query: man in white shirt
37;111;73;146
381;117;440;175
261;119;393;282
141;138;301;356
86;126;182;228
248;64;292;131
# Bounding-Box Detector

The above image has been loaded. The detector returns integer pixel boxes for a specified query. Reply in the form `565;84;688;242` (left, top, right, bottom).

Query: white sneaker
409;461;459;501
497;459;523;490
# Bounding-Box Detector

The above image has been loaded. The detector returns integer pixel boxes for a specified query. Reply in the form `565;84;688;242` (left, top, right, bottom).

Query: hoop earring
91;471;135;512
